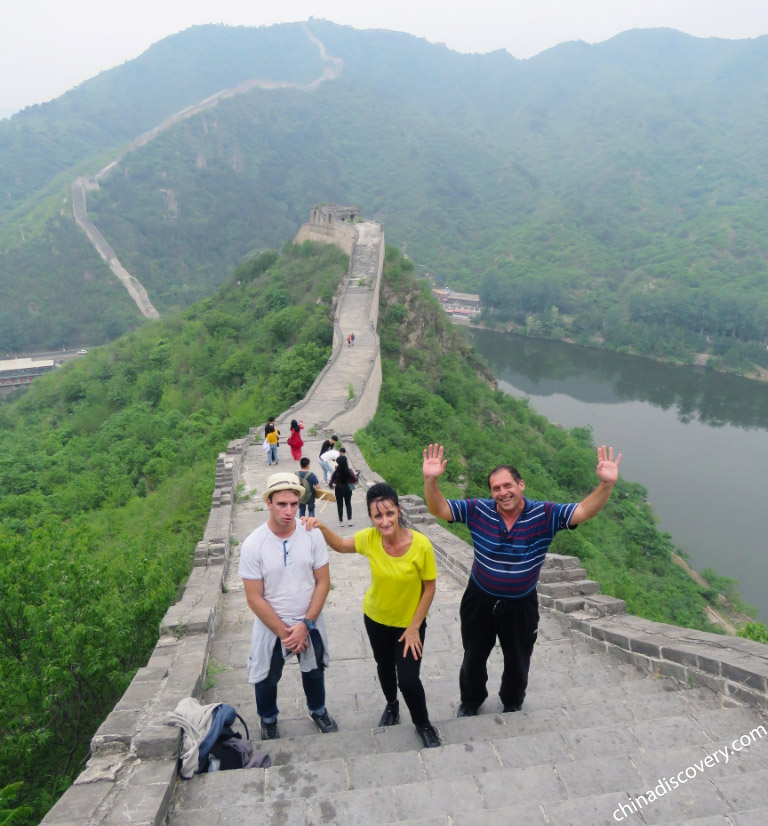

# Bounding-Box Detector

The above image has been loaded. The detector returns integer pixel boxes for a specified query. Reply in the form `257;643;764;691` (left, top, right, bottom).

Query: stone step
584;594;627;616
206;678;734;773
538;566;588;583
552;595;586;613
538;579;602;598
543;553;582;570
167;709;768;825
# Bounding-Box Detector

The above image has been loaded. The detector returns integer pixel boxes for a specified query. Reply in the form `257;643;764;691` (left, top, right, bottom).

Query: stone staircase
168;518;768;825
162;450;768;826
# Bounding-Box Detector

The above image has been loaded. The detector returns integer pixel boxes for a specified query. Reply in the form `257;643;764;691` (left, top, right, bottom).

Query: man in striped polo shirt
423;443;622;717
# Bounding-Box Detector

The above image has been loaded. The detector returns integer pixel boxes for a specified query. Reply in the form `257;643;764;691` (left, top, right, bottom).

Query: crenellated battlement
293;204;361;256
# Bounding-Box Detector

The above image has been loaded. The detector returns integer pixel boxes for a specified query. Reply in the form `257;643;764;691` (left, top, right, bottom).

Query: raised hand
423;444;448;480
595;445;622;485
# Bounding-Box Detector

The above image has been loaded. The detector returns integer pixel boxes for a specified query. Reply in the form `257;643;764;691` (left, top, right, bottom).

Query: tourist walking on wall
264;417;280;466
239;473;338;740
303;482;440;748
422;443;622;716
318;435;339;483
287;419;304;461
298;457;319;518
329;451;355;526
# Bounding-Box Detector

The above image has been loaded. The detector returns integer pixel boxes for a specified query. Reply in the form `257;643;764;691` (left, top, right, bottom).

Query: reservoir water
468;328;768;621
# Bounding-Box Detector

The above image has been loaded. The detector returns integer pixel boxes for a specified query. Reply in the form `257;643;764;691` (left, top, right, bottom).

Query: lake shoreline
465;326;768;623
460;319;768;385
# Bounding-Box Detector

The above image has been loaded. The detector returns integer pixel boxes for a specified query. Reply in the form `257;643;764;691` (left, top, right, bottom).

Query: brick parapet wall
41;438;246;826
561;611;768;710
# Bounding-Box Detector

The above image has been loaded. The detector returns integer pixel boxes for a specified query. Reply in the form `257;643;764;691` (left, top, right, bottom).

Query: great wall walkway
42;214;768;826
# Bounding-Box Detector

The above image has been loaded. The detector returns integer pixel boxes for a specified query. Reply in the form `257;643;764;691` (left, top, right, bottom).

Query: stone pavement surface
166;434;768;825
286;220;382;433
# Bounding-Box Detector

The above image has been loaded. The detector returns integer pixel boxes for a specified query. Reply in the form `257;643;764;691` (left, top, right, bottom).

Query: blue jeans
318;459;332;483
299;502;316;517
255;635;326;723
268;444;279;465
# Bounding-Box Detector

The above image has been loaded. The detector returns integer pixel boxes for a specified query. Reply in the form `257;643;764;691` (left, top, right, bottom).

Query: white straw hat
261;472;305;503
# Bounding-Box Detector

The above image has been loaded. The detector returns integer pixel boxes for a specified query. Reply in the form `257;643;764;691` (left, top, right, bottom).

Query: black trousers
335;484;352;521
364;614;430;726
459;577;539;709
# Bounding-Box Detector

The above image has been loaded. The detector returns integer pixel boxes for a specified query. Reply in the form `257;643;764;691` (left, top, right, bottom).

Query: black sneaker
416;723;441;748
378;701;400;727
503;703;522;713
310;710;338;734
456;703;479;717
260;720;280;740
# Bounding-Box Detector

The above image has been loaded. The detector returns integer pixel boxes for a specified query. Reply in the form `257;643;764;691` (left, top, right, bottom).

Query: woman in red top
287;419;304;461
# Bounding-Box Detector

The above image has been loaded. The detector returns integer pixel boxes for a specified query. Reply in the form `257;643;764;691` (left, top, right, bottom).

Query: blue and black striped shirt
447;497;578;598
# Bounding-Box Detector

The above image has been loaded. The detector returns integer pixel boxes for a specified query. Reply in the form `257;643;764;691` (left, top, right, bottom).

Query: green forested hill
0;24;325;211
2;23;768;371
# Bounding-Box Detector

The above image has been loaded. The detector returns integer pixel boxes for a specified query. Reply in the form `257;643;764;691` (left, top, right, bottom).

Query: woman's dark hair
291;419;300;431
331;454;352;485
366;483;406;527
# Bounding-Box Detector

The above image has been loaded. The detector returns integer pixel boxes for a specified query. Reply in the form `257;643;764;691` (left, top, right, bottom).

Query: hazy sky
2;0;767;115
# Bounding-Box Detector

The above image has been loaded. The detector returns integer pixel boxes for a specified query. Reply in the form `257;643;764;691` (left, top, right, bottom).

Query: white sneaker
348;521;353;526
339;523;344;528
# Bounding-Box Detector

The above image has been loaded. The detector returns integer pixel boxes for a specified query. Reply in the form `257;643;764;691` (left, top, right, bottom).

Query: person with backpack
298;457;319;518
328;451;355;527
302;483;440;749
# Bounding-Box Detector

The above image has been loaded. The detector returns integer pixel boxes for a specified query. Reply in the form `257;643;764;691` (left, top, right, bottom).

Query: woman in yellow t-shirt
303;482;440;748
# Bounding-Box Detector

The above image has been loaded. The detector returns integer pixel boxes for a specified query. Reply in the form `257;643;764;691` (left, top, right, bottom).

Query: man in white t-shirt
239;472;337;740
319;448;340;484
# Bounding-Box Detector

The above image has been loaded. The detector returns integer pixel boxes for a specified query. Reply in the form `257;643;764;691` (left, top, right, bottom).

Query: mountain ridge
2;22;768;374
